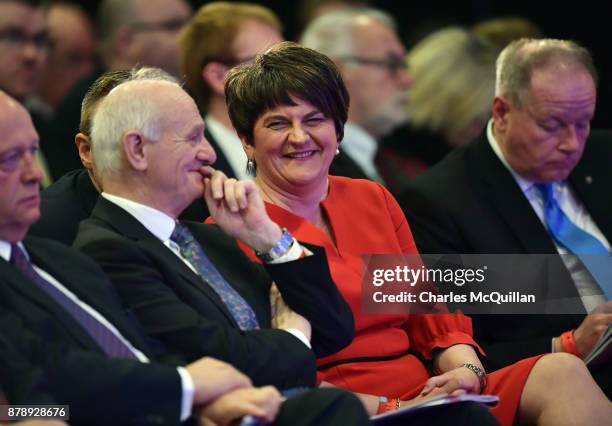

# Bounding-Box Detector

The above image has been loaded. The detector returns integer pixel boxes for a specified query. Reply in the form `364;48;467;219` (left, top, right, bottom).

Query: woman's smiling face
245;96;338;191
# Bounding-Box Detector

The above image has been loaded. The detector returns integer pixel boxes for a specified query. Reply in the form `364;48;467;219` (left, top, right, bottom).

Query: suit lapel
26;238;157;352
0;253;102;352
569;131;612;243
92;198;239;326
467;135;558;253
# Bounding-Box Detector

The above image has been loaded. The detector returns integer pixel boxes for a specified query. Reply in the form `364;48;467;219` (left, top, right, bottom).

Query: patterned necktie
536;183;612;299
10;244;138;359
170;223;259;330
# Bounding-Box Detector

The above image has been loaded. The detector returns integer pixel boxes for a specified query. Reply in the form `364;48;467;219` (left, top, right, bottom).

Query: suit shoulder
24;235;105;273
402;146;471;202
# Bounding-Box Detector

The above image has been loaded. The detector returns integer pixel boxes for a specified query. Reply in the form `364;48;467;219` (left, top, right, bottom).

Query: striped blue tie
171;223;259;331
536;183;611;299
10;244;138;359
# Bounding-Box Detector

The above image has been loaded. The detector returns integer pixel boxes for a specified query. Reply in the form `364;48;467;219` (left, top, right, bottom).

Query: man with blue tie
399;38;611;394
0;89;372;425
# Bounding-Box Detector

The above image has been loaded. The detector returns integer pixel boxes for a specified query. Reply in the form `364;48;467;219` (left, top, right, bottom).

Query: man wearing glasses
179;2;283;185
0;0;53;186
49;0;192;180
302;8;413;183
0;0;48;103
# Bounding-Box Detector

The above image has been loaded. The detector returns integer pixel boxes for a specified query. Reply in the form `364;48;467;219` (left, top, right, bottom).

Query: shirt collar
486;119;534;194
101;193;177;241
0;240;27;262
342;122;378;163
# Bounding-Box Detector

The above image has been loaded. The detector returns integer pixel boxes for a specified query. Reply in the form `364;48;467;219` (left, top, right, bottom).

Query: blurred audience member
0;0;52;186
48;0;192;180
0;0;47;102
378;27;499;192
473;16;542;49
96;0;191;77
179;1;282;181
295;0;371;37
301;8;413;182
31;2;95;117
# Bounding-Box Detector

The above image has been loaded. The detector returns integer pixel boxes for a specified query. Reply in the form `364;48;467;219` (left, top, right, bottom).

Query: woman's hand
420;366;481;397
400;387;448;408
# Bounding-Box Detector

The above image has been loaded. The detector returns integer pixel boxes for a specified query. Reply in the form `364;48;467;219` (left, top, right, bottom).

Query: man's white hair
300;8;396;59
91;79;181;178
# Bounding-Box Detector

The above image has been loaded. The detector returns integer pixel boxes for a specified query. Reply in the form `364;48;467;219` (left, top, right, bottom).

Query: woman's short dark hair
225;41;350;144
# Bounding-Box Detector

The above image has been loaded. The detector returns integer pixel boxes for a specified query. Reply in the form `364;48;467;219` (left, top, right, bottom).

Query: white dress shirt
487;120;609;313
341;122;385;183
0;239;194;421
206;115;251;180
101;193;311;348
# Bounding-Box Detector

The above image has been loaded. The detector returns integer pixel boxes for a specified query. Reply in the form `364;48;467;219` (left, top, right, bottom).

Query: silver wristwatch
256;228;294;262
462;363;487;391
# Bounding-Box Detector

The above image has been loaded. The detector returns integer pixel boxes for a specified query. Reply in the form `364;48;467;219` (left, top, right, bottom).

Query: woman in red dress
221;41;610;425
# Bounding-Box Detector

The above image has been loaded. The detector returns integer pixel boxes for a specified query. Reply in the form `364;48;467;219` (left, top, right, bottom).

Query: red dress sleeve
378;184;486;359
406;314;484;360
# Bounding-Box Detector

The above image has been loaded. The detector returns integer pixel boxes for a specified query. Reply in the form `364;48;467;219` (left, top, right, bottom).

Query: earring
335;148;340;156
246;159;256;175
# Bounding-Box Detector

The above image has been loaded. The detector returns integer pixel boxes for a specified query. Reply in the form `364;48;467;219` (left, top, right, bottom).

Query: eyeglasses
131;18;188;33
0;28;50;51
339;54;408;76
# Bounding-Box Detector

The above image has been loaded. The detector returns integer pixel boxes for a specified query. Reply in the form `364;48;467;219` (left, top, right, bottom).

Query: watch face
257;228;293;261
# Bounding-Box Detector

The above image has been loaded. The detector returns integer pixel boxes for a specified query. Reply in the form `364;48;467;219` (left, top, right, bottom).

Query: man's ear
75;133;94;171
202;62;228;96
122;130;148;171
492;96;511;133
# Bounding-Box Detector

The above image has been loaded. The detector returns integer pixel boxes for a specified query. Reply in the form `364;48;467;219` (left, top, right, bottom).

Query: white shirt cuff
283;328;312;349
177;366;195;421
266;239;310;264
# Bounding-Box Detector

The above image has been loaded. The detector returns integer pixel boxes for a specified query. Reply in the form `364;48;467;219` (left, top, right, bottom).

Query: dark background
77;0;610;128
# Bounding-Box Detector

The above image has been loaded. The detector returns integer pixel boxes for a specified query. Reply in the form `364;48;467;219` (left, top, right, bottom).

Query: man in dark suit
0;88;372;426
30;68;212;246
72;75;355;388
399;39;612;389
